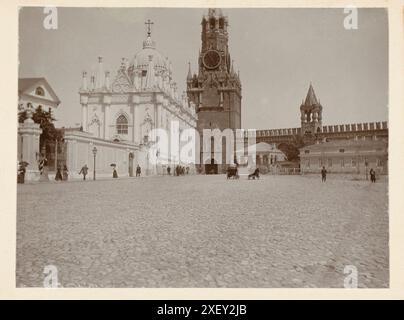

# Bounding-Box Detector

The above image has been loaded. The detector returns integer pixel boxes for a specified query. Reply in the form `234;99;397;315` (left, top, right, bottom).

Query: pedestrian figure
167;166;171;175
136;165;141;177
113;168;118;178
370;168;376;183
79;164;88;180
321;166;327;182
55;166;63;181
38;155;47;175
63;165;69;181
186;166;189;175
17;162;26;184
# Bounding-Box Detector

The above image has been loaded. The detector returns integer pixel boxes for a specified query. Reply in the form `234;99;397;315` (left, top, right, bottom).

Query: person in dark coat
113;168;118;178
321;166;327;182
55;166;63;181
136;165;141;177
17;162;26;184
167;166;171;175
79;164;88;180
370;168;376;183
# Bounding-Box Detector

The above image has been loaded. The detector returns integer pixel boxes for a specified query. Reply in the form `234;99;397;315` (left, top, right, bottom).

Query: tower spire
95;56;105;89
304;82;319;106
187;62;192;80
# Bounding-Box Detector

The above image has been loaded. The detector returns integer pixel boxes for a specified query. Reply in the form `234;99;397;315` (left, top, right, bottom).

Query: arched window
35;87;45;96
116;115;128;135
210;18;216;29
219;18;224;29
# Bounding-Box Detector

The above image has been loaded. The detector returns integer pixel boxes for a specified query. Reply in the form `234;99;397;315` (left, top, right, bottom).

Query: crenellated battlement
320;121;388;133
253;121;388;138
254;127;301;137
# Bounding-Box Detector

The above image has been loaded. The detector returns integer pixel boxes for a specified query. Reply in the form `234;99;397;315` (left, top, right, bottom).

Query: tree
278;135;306;162
18;106;63;151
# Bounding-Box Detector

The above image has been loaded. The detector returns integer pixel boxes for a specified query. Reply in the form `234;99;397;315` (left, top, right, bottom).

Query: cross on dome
145;19;154;37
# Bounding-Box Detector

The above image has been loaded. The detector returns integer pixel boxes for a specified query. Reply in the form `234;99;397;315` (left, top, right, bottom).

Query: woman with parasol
111;164;118;178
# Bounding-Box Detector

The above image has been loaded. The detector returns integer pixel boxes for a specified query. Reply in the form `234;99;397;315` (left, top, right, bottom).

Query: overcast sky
19;7;388;129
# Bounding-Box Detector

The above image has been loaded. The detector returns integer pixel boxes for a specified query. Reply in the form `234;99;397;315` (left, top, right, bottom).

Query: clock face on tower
203;50;221;69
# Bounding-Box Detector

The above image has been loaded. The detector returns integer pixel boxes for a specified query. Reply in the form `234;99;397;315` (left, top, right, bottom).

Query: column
199;92;202;108
134;105;141;144
132;105;136;143
65;138;77;179
81;104;88;131
259;154;263;166
18;120;42;181
156;104;163;129
104;104;110;139
219;91;223;107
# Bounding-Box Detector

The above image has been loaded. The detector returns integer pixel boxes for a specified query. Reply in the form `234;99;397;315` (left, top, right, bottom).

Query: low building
18;77;61;113
299;139;388;175
237;142;287;173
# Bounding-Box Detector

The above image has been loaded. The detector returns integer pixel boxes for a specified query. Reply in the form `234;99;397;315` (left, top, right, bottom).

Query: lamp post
92;146;97;180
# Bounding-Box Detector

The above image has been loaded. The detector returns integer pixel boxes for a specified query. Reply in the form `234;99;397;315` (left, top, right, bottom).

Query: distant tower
187;8;242;173
300;83;322;135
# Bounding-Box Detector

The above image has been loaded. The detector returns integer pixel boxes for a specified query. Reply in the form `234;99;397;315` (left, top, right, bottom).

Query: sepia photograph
16;6;389;289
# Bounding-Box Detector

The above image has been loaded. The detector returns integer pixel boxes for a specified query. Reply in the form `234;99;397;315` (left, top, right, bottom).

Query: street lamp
92;146;97;180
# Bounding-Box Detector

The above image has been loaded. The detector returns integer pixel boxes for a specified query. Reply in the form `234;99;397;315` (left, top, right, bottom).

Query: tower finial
145;19;154;37
187;62;192;79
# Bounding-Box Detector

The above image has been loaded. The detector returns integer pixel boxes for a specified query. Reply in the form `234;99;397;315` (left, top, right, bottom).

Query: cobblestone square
16;175;388;288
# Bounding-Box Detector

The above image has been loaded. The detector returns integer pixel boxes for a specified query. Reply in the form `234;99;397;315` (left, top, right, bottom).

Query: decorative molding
112;71;132;93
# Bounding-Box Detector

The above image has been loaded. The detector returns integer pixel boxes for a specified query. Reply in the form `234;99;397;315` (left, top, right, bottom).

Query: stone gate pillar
18;118;42;181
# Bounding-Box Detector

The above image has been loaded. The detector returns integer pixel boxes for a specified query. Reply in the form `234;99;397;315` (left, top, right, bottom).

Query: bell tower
187;8;242;173
300;83;323;135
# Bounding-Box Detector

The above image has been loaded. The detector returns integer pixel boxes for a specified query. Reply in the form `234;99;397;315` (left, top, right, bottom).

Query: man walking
79;164;88;181
321;166;327;182
136;165;141;177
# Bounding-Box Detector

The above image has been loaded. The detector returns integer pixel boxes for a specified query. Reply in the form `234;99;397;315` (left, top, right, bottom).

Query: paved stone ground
16;174;388;288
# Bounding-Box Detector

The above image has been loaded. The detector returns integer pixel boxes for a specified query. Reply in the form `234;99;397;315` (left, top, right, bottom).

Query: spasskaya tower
186;8;242;173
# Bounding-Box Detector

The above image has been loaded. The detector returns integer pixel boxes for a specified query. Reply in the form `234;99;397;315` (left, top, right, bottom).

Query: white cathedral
73;24;198;176
80;26;197;143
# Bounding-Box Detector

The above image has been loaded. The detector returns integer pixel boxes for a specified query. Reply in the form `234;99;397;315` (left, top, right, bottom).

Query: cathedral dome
129;35;168;73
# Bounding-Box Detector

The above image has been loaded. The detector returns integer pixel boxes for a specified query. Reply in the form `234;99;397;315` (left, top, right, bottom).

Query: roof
129;35;168;73
18;78;45;92
304;83;319;106
18;77;61;104
237;142;285;154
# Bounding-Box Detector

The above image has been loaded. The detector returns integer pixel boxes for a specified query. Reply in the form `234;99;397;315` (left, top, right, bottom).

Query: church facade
80;39;197;146
187;9;242;174
73;26;198;177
